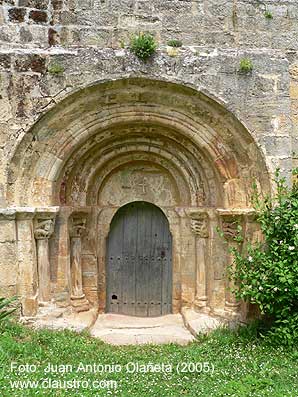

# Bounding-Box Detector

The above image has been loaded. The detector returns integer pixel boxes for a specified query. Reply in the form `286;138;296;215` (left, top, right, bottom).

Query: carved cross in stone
137;177;147;194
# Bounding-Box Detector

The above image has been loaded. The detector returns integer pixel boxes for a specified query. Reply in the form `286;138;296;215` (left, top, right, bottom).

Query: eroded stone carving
187;210;210;312
70;216;87;238
34;218;55;240
222;218;241;240
190;213;209;238
99;164;179;207
34;216;56;305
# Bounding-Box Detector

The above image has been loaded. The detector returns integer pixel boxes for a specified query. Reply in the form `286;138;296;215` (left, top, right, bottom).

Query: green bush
228;169;298;346
0;296;18;322
130;33;157;61
239;58;253;73
167;39;183;48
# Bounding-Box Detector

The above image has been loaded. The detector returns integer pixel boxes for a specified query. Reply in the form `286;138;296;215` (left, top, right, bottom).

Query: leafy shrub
130;33;157;61
239;58;253;73
167;39;183;48
0;296;18;322
228;169;298;346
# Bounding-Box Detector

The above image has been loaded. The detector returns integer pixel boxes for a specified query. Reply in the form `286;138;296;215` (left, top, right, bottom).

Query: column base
22;296;38;317
71;294;89;313
194;297;211;314
224;301;241;319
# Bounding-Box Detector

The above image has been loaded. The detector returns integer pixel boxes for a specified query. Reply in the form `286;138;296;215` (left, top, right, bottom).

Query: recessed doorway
106;201;172;317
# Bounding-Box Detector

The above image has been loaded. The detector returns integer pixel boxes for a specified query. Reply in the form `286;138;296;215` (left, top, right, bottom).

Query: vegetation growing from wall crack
167;39;183;48
239;58;253;73
130;33;157;61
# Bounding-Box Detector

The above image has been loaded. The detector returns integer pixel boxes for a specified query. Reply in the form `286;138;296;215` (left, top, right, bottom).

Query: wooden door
106;201;172;317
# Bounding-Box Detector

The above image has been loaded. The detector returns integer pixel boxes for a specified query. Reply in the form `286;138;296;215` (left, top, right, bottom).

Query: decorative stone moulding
69;212;90;312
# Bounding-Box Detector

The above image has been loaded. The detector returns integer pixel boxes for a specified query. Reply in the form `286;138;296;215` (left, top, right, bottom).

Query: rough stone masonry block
8;7;26;22
0;242;17;286
290;81;298;99
19;0;48;9
29;9;47;23
0;219;16;242
51;0;63;10
0;1;16;5
0;54;11;70
14;54;46;73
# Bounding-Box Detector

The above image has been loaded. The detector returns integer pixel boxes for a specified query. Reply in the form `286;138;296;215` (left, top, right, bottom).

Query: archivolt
6;78;270;208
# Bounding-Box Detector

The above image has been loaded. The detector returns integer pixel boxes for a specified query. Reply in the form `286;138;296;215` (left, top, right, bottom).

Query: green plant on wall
129;33;157;61
47;63;65;75
264;10;273;19
239;58;253;73
167;39;183;48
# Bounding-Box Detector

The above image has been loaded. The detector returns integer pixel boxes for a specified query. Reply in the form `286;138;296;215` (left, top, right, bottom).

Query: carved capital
69;215;87;238
221;215;243;241
34;217;55;240
189;211;209;238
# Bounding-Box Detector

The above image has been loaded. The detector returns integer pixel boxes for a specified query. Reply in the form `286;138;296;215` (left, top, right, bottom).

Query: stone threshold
21;306;227;346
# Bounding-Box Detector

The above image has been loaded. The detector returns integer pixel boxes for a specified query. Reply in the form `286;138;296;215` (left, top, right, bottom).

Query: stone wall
0;0;297;318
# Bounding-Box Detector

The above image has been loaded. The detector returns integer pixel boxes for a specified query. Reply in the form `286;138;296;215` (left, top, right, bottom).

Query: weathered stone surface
0;0;296;328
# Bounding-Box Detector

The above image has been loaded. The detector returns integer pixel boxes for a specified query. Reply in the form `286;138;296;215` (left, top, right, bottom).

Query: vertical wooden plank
122;204;138;315
106;209;123;314
135;203;147;316
149;207;161;316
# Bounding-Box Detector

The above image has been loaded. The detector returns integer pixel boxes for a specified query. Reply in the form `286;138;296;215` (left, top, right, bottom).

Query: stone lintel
185;208;210;218
69;207;92;216
0;207;60;221
216;208;255;217
0;209;17;221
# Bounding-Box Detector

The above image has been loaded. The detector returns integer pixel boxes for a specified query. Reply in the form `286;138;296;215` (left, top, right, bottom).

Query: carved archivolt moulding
186;210;209;238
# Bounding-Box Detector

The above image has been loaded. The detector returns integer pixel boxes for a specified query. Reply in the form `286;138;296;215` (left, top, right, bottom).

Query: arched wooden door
106;201;172;317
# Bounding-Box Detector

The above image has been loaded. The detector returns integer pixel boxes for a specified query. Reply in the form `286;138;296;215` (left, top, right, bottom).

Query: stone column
69;215;89;312
14;209;38;316
34;217;55;305
220;213;243;317
189;211;210;313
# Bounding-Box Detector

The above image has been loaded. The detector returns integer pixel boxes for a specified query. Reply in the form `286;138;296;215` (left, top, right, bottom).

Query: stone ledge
0;206;60;220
